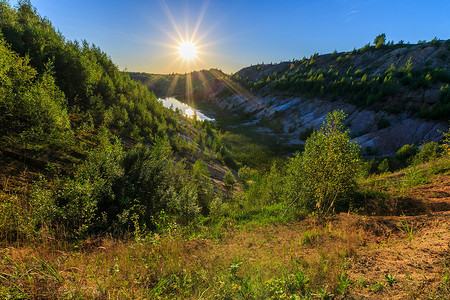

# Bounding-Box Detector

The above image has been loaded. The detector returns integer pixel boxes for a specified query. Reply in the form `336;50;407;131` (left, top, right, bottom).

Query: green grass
397;218;416;244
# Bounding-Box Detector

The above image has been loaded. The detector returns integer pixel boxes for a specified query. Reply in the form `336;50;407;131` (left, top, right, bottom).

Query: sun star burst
178;41;197;60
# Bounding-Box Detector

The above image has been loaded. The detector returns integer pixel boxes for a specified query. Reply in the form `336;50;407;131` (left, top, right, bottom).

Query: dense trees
0;0;178;146
0;1;225;238
0;36;72;148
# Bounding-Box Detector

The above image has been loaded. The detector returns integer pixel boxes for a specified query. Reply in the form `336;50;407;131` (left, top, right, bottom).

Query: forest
0;1;450;299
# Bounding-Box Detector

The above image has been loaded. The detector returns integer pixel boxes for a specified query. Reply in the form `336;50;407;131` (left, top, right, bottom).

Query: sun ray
191;0;210;42
207;69;265;112
159;0;184;42
185;72;193;105
149;0;238;75
167;74;180;96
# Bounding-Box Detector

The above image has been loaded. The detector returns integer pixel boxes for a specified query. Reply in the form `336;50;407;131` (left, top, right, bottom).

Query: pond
159;97;215;122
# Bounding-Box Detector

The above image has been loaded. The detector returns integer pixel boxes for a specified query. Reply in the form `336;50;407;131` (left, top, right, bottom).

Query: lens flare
178;41;197;60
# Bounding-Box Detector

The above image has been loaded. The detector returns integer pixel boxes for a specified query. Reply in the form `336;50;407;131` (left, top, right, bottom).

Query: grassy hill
1;158;449;299
1;1;450;299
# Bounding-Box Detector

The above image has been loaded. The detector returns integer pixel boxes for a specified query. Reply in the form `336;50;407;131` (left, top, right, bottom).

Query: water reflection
159;97;214;121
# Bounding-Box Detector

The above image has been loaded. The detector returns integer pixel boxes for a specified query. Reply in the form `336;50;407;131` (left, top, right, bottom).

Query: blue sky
12;0;450;74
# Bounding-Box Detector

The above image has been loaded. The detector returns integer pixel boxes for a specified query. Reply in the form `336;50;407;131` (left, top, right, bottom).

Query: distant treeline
229;37;450;121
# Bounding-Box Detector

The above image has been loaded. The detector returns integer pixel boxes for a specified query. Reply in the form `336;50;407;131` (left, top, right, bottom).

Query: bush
238;166;257;186
443;128;450;155
377;158;390;173
413;142;440;164
285;111;361;219
396;144;418;164
56;129;124;236
223;171;236;187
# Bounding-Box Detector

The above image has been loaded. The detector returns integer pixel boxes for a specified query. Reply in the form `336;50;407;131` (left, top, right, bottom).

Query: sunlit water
159;97;214;122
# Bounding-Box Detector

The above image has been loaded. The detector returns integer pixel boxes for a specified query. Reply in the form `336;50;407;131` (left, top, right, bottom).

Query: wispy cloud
344;8;361;22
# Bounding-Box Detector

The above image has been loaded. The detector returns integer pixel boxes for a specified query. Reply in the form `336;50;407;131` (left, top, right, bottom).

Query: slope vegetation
134;38;450;156
1;2;450;299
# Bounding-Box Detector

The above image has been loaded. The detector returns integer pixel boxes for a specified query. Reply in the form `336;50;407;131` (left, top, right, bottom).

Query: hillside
1;159;450;299
134;38;450;156
0;0;235;240
1;1;450;299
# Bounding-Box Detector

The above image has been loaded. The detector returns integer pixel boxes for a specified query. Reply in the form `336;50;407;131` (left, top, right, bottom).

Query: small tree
285;111;361;219
374;33;386;49
223;170;236;194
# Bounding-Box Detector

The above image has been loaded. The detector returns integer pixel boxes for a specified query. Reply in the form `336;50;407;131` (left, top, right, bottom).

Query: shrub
396;144;418;164
192;160;213;214
223;171;236;187
443;128;450;155
377;117;390;130
413;142;440;164
57;129;124;236
285;111;361;219
377;158;390;173
238;166;257;186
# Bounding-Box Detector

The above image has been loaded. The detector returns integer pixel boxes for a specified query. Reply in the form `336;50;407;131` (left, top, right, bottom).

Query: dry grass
1;154;449;299
0;216;365;299
1;210;449;299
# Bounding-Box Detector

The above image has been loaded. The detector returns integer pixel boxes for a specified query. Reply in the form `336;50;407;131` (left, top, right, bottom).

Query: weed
385;274;396;286
370;281;385;293
357;276;368;288
397;218;416;244
316;285;333;299
299;228;323;247
400;167;429;192
229;259;243;278
337;272;350;294
441;263;449;286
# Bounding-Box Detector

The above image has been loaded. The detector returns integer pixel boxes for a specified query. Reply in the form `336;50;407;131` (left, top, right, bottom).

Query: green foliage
337;272;350;294
396;144;418;164
56;129;124;236
240;162;287;210
443;127;450;155
413;141;440;164
385;274;396;286
0;37;72;148
286;111;361;219
374;33;386;49
237;166;257;186
265;270;312;299
223;171;236;187
192;160;213;214
423;84;450;120
377;158;390;173
227;35;450;121
38;132;206;237
397;218;416;244
376;117;390;130
0;0;177;144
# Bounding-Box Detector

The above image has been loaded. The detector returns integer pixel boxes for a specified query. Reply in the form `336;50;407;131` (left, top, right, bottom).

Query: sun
178;41;197;60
